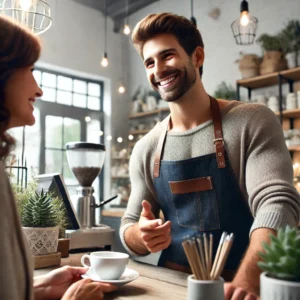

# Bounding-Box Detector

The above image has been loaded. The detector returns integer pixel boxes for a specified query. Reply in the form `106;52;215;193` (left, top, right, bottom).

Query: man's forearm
232;227;276;295
124;223;150;255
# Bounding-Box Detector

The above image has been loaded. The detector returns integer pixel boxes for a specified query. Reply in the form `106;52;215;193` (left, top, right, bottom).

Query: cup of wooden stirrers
182;232;234;300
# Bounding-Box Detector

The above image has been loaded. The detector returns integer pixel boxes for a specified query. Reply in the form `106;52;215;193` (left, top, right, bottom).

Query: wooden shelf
281;67;300;82
282;109;300;118
288;146;300;152
111;176;129;179
237;67;300;89
129;107;169;119
129;129;150;135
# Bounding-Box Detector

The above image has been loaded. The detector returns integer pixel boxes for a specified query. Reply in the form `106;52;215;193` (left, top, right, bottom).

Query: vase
260;51;288;75
260;272;300;300
23;226;59;256
286;52;300;69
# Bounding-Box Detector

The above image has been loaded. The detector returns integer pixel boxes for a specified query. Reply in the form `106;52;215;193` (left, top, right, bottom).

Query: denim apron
153;96;253;277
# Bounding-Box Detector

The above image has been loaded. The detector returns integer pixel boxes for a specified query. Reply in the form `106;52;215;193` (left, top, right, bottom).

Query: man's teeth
160;76;176;86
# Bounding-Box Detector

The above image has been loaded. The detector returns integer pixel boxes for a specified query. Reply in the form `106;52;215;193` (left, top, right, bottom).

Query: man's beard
153;64;196;103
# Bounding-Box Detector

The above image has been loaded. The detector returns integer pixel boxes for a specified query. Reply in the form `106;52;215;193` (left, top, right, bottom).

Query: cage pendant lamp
231;0;258;45
0;0;52;35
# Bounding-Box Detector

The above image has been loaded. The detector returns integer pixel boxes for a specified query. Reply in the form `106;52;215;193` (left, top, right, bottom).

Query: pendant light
101;0;109;67
0;0;52;35
123;0;131;35
190;0;196;26
231;0;258;45
118;36;126;94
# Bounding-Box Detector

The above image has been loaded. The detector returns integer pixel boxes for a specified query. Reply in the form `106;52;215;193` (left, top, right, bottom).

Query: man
120;13;300;299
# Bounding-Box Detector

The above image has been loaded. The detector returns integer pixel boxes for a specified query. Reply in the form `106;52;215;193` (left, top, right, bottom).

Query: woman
0;15;115;300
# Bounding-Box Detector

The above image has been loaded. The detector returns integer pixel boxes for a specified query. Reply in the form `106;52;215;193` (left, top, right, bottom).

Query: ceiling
72;0;160;32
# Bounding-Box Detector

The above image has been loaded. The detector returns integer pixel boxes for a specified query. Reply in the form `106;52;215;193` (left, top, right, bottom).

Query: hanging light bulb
19;0;32;11
231;0;258;45
85;116;91;122
0;0;52;35
123;24;131;35
240;11;250;27
118;84;126;94
107;135;112;141
99;130;104;136
128;135;134;140
117;137;123;143
101;52;108;67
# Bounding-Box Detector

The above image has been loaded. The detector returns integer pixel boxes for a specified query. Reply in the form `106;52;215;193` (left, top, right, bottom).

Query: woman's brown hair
0;15;41;159
131;13;204;77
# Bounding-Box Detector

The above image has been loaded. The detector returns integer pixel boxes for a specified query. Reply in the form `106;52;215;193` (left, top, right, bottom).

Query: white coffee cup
81;251;129;280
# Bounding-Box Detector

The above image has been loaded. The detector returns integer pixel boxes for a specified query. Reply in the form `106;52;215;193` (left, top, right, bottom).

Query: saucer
81;267;139;286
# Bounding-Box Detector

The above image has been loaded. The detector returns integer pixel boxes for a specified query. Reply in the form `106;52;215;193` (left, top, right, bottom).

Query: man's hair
131;13;204;77
0;16;41;159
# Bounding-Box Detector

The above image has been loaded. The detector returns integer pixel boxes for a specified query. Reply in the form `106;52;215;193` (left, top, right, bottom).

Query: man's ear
193;46;204;68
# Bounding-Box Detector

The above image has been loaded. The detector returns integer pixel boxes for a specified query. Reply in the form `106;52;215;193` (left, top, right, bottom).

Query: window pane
74;80;86;94
63;151;76;185
33;70;42;85
63;118;81;145
42;72;56;88
57;90;72;106
87;119;100;143
42;87;56;102
88;83;100;97
87;96;100;110
45;149;62;174
46;116;62;148
58;75;72;91
73;93;86;108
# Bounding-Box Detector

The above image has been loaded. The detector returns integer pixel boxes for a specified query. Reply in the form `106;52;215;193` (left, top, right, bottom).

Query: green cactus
22;189;56;228
258;226;300;281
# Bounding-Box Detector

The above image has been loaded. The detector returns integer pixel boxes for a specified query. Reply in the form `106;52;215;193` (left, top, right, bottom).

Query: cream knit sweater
120;101;300;256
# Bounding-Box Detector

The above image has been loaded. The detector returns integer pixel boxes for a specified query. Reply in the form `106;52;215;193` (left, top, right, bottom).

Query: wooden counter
34;253;189;299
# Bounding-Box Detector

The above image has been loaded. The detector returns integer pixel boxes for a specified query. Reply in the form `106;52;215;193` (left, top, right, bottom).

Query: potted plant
13;182;69;256
237;53;261;79
258;225;300;300
256;33;287;74
279;20;300;69
213;82;237;100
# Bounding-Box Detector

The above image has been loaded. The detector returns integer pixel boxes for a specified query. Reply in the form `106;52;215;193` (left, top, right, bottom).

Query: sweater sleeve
119;135;161;256
244;105;300;234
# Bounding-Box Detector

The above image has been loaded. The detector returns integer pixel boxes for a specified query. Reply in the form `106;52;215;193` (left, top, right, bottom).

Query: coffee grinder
65;142;114;252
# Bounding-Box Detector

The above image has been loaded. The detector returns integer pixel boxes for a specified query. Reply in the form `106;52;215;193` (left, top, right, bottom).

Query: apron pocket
169;177;220;231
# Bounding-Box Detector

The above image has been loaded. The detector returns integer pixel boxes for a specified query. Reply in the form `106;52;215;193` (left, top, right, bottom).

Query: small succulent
258;226;300;282
22;189;56;228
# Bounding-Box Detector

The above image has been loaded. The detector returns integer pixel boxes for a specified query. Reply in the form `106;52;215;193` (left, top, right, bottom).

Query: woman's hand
34;265;118;300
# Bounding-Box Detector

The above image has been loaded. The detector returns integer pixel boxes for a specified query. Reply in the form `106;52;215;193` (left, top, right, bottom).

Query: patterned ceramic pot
23;226;59;256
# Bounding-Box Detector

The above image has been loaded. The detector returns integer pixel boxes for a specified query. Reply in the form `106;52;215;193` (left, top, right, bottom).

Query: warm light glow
19;0;32;11
117;137;123;143
123;24;131;35
101;57;108;67
99;130;104;136
85;116;91;122
107;135;112;141
240;11;250;26
128;135;134;140
118;85;126;94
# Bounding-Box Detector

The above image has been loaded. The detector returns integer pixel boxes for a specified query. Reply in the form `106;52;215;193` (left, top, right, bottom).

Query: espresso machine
65;142;115;252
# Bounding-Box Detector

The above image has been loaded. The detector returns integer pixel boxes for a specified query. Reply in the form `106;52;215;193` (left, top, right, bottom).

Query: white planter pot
286;52;300;69
260;272;300;300
23;226;59;256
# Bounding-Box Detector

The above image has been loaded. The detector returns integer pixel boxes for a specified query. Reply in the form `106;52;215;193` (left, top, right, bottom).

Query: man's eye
164;54;173;60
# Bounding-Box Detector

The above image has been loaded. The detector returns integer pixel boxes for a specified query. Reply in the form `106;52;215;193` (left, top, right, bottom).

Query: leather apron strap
153;96;226;178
